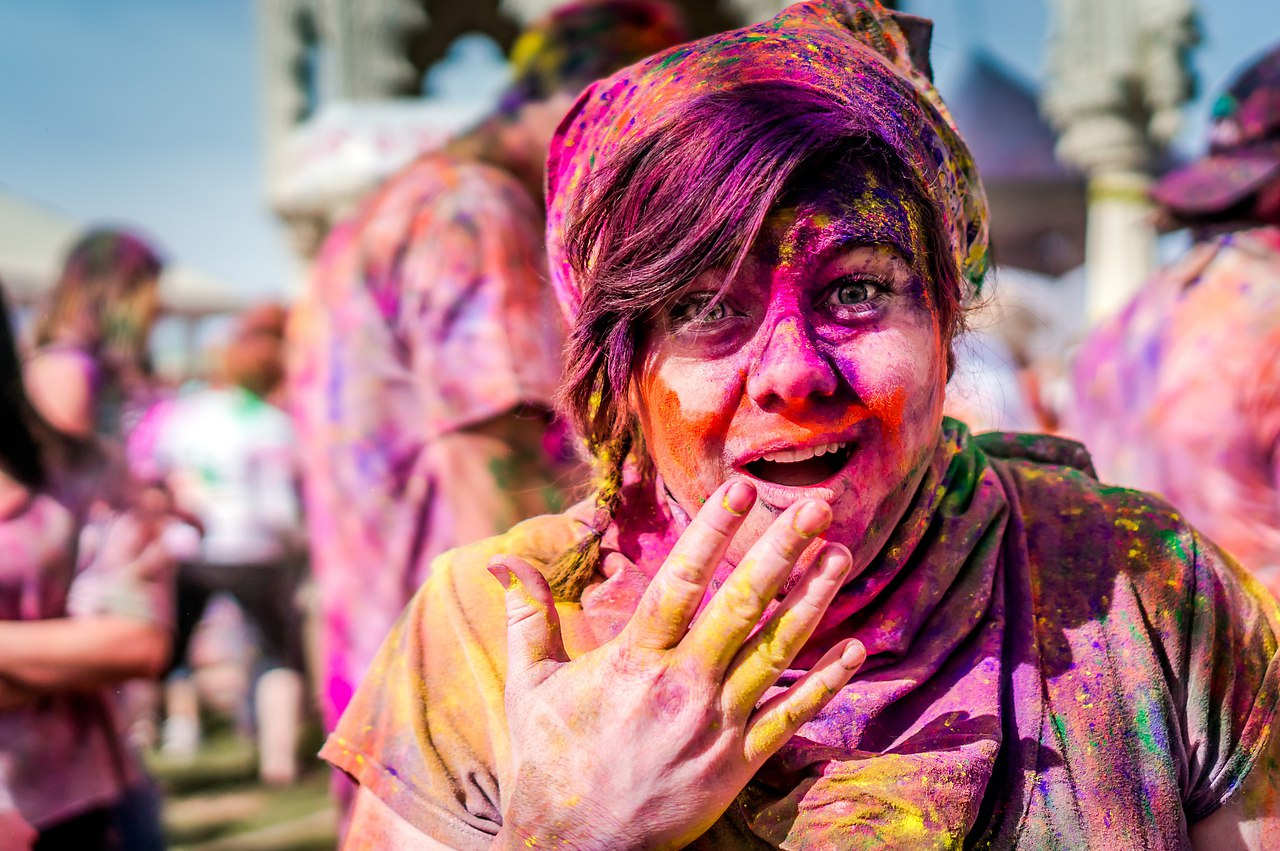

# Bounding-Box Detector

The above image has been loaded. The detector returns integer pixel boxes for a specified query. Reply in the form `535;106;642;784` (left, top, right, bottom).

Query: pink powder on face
636;188;946;571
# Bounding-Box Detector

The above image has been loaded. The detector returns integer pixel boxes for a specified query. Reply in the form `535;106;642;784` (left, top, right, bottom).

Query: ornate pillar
1042;0;1197;324
323;0;430;99
258;0;321;205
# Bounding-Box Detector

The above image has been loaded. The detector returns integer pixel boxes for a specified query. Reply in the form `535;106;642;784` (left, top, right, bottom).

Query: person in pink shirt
0;284;173;850
286;0;691;764
1063;44;1280;596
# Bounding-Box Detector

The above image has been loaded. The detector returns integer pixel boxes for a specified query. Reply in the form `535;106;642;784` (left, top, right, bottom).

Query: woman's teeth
744;441;854;488
759;442;848;464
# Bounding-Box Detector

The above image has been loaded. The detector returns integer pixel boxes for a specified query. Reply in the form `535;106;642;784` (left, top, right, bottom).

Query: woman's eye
827;278;880;307
671;297;729;326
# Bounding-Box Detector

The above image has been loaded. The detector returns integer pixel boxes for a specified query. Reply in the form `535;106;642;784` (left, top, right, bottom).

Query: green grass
148;725;336;851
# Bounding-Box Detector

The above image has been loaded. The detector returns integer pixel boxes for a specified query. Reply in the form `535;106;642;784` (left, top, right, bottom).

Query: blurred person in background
151;304;308;786
1062;44;1280;596
287;0;690;786
0;283;173;851
25;228;163;442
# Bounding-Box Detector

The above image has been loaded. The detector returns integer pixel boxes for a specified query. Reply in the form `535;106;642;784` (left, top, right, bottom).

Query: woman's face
636;173;948;583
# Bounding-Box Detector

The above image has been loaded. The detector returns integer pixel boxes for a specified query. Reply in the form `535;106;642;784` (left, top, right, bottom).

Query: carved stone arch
320;0;430;99
404;0;746;84
289;1;325;121
403;0;523;97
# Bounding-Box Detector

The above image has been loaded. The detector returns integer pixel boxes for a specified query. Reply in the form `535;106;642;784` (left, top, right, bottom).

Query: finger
489;555;569;690
722;542;853;714
622;478;756;651
681;499;832;674
742;638;865;765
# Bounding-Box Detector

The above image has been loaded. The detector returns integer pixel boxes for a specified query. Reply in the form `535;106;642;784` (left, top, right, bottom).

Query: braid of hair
547;428;633;601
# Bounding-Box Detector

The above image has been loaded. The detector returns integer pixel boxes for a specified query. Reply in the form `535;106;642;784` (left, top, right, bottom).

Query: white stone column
258;0;320;205
1084;171;1157;322
324;0;429;99
1042;0;1196;325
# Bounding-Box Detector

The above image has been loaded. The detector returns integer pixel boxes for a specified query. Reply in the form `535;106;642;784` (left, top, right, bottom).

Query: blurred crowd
2;0;1279;849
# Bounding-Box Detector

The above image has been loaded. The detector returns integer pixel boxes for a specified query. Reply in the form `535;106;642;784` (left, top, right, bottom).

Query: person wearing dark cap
286;0;690;807
1064;44;1280;598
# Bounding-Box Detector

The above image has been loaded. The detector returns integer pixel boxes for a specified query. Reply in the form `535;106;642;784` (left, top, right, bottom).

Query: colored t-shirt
0;455;174;829
288;152;573;727
324;422;1280;849
152;385;301;565
1063;226;1280;579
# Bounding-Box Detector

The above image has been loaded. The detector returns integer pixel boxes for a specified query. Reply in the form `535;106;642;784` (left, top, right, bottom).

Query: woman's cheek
639;360;738;501
837;325;944;467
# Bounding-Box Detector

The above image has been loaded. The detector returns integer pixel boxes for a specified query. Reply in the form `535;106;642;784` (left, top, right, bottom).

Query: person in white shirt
151;304;307;785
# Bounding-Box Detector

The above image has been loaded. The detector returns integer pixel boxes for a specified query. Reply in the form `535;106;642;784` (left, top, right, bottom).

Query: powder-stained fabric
1063;226;1280;581
0;454;173;829
287;153;570;727
324;420;1280;848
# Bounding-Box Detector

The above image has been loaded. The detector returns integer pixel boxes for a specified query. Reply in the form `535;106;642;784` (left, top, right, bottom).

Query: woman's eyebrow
826;230;916;265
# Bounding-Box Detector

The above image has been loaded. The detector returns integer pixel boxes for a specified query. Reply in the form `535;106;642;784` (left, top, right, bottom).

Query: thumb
488;555;569;690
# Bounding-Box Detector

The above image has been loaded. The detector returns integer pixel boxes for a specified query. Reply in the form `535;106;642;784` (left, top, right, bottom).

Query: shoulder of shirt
423;506;592;601
984;442;1216;610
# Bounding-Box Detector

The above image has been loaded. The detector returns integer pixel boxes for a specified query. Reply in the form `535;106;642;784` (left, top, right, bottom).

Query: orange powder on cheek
638;364;738;497
864;383;907;442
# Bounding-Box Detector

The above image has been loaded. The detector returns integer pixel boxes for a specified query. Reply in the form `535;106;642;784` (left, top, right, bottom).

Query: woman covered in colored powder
326;3;1280;848
0;284;174;850
287;0;690;744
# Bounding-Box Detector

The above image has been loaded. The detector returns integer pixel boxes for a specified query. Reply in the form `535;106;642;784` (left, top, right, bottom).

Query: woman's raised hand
488;479;865;851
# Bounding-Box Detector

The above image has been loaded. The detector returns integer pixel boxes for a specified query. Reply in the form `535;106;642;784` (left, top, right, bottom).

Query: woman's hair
546;82;965;599
0;284;92;491
34;228;164;374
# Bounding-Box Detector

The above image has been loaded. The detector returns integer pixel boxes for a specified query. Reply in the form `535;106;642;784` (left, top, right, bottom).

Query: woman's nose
746;315;839;412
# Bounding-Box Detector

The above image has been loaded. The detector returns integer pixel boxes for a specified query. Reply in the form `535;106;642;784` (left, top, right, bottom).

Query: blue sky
0;0;1276;299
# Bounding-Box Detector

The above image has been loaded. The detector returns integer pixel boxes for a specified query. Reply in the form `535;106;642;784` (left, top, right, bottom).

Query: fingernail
822;545;852;579
722;480;755;515
841;640;865;668
487;561;513;590
792;500;831;537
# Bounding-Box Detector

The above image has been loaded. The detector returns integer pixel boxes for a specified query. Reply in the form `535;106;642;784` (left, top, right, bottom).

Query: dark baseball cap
1152;43;1280;215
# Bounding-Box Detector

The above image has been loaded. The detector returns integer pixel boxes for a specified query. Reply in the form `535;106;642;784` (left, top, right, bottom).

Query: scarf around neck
575;420;1226;847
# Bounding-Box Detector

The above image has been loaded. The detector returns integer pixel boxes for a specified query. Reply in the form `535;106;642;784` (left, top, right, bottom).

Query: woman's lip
733;443;859;507
732;435;858;468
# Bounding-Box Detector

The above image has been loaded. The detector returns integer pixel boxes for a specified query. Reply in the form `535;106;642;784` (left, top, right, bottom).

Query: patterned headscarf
545;0;989;323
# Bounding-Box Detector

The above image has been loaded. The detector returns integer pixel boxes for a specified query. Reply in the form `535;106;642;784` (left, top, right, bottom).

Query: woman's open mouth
742;441;854;487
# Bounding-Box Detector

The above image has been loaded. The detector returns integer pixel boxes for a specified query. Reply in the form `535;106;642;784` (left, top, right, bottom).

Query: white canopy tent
0;187;252;318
